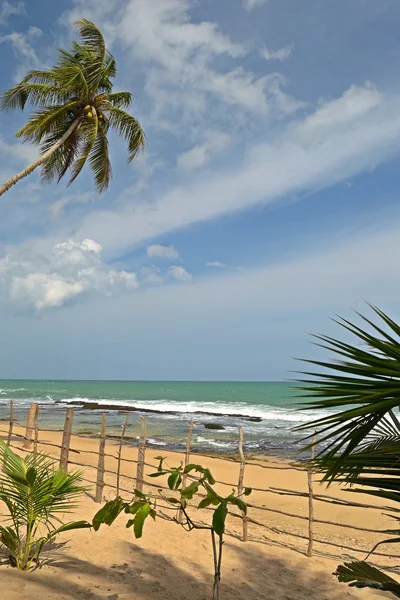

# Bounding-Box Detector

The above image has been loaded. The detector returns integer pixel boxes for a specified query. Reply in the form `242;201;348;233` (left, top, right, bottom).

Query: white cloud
178;131;231;170
0;135;37;164
146;244;179;259
168;266;192;282
0;239;138;311
0;25;43;81
139;265;164;285
243;0;268;11
0;1;25;26
206;261;226;268
77;83;400;256
49;191;96;219
260;45;292;61
65;0;302;132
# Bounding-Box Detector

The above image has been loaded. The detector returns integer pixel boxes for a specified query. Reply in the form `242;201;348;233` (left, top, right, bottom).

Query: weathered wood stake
23;402;38;449
307;432;317;557
238;425;248;542
116;413;129;497
7;400;14;446
95;413;107;503
135;417;146;497
178;419;194;523
60;408;74;471
33;404;39;455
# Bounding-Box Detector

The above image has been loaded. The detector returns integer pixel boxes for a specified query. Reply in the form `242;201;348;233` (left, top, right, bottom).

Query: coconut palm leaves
297;305;400;597
0;19;144;197
0;440;90;570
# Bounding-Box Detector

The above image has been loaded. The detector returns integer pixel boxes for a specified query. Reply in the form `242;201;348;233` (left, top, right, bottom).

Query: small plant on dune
0;439;90;570
92;458;251;600
297;305;400;598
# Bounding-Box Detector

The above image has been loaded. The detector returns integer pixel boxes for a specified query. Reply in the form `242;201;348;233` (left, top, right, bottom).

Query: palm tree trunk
0;119;81;198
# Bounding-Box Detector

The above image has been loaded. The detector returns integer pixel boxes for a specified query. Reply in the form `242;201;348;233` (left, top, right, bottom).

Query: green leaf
147;472;168;478
168;471;182;490
133;503;151;539
50;520;91;536
244;487;252;496
25;467;36;487
134;490;147;500
202;468;216;485
203;483;222;505
183;464;204;475
228;495;247;514
165;497;181;505
181;481;200;500
198;498;213;509
213;501;228;536
154;456;166;472
125;502;145;516
92;499;125;531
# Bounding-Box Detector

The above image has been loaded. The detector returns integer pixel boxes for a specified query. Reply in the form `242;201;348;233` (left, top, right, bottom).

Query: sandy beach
0;425;396;600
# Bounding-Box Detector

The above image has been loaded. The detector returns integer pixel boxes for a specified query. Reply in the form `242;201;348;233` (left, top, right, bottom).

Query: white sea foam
196;436;234;448
147;438;168;447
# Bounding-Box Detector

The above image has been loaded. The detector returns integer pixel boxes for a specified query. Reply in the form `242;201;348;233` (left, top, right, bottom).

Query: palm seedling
0;19;144;197
0;439;90;570
297;305;400;597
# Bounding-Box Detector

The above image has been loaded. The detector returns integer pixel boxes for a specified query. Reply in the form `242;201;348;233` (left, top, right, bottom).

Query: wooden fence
0;401;397;560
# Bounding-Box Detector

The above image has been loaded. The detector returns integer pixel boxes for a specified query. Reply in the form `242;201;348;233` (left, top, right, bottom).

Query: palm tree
297;305;400;597
0;19;145;197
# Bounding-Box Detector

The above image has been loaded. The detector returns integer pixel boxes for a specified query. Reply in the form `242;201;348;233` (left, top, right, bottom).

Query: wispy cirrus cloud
0;1;25;26
75;83;400;256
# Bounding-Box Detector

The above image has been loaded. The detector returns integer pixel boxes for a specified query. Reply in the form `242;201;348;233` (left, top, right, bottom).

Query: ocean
0;380;330;457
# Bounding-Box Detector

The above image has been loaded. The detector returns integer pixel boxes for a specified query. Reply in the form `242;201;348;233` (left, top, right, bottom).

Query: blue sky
0;0;400;380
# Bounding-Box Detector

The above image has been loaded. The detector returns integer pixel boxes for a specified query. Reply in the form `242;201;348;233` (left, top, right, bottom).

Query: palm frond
89;123;111;192
17;101;79;142
107;91;132;108
296;306;400;478
75;19;105;57
334;562;400;597
68;113;99;185
107;106;145;161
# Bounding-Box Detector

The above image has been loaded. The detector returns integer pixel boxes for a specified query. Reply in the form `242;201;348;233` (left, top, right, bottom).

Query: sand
0;425;397;600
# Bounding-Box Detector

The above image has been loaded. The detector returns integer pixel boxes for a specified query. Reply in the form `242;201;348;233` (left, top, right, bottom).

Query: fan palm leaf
0;18;144;197
297;305;400;597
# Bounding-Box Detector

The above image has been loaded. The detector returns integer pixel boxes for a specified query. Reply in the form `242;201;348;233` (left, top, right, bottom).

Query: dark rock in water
203;423;225;430
63;399;262;422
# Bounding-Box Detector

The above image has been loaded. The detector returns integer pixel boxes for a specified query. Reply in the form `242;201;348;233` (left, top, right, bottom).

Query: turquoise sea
0;380;329;456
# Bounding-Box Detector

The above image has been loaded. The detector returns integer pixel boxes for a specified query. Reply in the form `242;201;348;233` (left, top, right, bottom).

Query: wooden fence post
135;417;146;497
95;413;107;503
178;419;194;523
60;408;74;471
33;404;39;456
7;400;13;446
238;425;248;542
23;402;38;449
307;432;317;557
116;413;129;497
